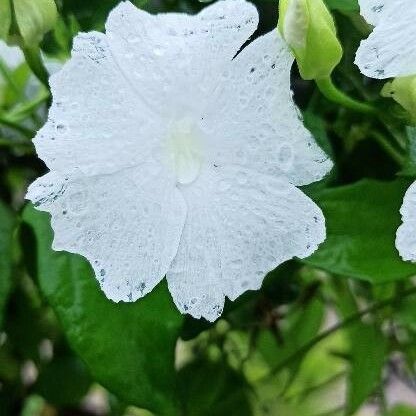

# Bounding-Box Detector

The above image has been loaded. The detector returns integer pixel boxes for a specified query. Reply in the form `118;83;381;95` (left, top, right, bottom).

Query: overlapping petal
355;0;416;79
34;32;165;177
27;166;186;302
167;166;325;321
105;0;258;117
204;30;332;186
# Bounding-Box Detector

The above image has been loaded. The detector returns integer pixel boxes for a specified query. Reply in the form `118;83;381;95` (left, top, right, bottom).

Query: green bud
12;0;58;46
382;76;416;122
278;0;343;80
0;0;11;41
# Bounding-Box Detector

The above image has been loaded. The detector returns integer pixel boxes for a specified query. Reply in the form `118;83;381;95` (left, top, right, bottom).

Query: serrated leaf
22;204;183;415
305;179;416;282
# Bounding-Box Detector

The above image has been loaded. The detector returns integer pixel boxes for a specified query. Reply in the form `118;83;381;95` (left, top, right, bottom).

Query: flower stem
266;285;416;378
371;130;406;166
21;45;49;88
0;114;34;138
316;76;377;115
10;89;50;121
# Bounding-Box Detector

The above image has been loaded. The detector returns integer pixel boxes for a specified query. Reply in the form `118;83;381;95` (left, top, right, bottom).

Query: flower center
168;118;203;185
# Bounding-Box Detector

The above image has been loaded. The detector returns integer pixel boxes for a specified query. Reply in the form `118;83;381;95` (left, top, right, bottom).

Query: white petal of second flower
166;166;326;321
26;165;186;303
358;0;393;26
396;181;416;262
355;0;416;79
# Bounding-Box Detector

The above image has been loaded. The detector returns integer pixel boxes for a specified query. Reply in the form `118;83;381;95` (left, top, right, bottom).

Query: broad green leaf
346;324;386;414
35;355;92;406
325;0;359;11
5;283;56;363
0;0;11;40
0;201;15;329
305;179;416;282
22;204;183;415
13;0;58;46
177;358;253;416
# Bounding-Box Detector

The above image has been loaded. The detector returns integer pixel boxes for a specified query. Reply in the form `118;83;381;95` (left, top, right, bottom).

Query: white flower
26;0;332;321
396;182;416;262
355;0;416;79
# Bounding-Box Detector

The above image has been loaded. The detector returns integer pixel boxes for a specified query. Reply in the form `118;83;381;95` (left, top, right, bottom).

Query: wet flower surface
355;0;416;79
27;0;332;321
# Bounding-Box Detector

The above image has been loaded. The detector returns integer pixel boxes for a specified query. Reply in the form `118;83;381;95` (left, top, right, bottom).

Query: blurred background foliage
1;0;416;415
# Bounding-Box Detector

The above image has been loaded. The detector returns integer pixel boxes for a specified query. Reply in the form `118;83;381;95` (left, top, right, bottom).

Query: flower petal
396;181;416;261
355;0;416;79
105;0;258;117
34;32;165;177
166;166;326;321
358;0;392;26
203;30;332;186
27;166;186;303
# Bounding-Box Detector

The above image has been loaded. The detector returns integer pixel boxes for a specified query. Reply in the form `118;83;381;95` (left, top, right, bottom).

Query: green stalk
371;130;406;166
316;76;377;115
0;114;34;138
21;45;49;88
265;285;416;379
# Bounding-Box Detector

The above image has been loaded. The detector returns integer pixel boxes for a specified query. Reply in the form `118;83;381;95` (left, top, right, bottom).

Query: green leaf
258;297;325;379
386;404;416;416
325;0;359;11
22;204;184;415
177;358;253;416
346;324;387;414
400;126;416;176
35;355;92;406
305;179;416;282
0;201;15;329
0;0;11;40
13;0;58;46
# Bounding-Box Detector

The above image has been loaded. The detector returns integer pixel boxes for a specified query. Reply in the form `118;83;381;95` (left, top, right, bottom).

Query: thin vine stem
22;45;49;88
316;76;377;115
0;115;34;138
370;130;406;166
265;286;416;379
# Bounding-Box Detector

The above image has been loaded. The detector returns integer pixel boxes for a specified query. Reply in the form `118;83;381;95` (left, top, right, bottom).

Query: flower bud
12;0;58;46
0;1;11;41
382;76;416;122
278;0;343;80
